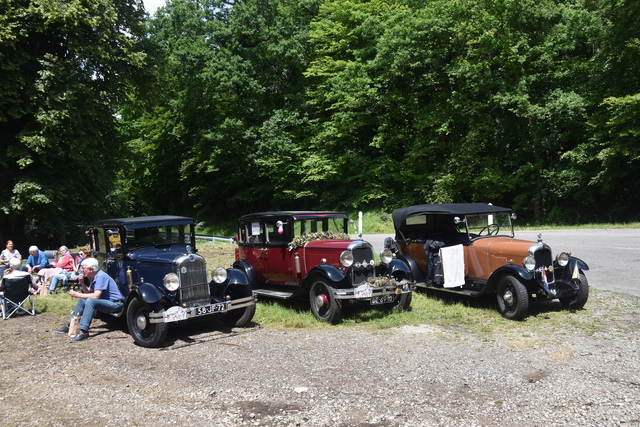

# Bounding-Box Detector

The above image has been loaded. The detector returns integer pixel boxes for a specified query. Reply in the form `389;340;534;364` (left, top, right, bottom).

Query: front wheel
496;275;529;320
222;303;256;327
392;292;412;313
126;298;168;348
309;279;342;324
559;270;589;310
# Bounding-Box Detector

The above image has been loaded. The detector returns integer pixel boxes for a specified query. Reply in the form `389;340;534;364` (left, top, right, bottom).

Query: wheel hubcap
136;313;148;330
316;294;329;308
503;289;514;306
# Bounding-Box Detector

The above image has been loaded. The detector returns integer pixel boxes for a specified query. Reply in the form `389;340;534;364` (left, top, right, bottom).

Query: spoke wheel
496;275;529;320
309;279;342;324
126;298;168;348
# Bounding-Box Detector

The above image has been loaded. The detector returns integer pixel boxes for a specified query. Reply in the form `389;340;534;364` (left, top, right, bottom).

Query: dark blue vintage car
87;216;256;347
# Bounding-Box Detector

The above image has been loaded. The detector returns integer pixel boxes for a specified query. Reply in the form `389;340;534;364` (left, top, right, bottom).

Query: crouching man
56;258;124;342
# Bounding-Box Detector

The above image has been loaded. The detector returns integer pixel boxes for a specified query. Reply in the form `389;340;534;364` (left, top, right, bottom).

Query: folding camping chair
0;274;36;319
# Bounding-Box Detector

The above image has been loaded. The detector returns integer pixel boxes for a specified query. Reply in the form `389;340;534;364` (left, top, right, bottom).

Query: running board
415;282;479;297
253;289;296;299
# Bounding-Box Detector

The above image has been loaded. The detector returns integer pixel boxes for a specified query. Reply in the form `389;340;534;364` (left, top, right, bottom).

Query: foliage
0;0;147;248
289;231;350;249
4;0;640;248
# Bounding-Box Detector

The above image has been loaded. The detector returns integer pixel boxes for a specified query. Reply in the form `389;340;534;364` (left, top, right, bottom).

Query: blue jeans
50;273;70;292
71;298;124;332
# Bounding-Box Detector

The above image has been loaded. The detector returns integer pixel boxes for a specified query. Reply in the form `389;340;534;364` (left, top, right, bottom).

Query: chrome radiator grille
351;243;375;285
534;247;555;283
176;255;211;306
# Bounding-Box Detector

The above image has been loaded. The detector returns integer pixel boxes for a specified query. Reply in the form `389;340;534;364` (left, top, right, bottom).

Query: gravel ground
1;290;639;426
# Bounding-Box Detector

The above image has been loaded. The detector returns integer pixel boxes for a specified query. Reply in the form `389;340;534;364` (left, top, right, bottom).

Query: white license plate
195;302;228;316
354;284;373;299
370;294;395;305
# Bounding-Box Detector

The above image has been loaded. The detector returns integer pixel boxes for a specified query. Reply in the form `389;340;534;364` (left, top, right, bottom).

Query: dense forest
1;0;639;248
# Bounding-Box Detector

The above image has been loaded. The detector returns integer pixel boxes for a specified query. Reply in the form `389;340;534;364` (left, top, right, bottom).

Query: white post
358;211;363;237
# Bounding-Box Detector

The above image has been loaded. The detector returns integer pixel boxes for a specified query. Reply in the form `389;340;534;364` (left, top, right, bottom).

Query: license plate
354;284;373;299
195;302;228;316
370;294;395;305
163;306;188;323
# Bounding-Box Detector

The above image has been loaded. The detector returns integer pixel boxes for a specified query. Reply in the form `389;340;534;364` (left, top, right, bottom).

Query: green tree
0;0;147;246
124;0;319;220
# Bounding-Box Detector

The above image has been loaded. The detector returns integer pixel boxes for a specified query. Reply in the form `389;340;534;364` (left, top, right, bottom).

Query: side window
237;222;246;243
248;221;264;244
265;219;289;245
106;229;122;253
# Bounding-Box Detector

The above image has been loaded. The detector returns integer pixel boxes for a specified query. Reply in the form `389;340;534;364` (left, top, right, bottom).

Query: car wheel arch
299;265;346;297
384;258;414;282
135;282;164;305
232;259;259;288
487;265;533;294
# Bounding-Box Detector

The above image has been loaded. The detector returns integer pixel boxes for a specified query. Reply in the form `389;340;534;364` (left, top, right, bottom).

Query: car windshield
126;225;193;250
293;217;347;236
465;213;514;240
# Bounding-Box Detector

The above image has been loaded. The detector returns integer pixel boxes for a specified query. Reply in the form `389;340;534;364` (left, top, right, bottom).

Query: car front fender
395;253;423;284
486;265;533;293
136;282;164;304
383;258;414;282
302;265;346;288
569;256;589;271
232;259;259;288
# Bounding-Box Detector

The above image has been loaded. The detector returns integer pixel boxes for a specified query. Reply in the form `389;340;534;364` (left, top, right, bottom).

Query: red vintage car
233;211;414;323
389;203;589;320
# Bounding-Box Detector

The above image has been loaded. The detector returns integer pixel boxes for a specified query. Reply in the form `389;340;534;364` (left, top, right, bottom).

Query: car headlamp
523;255;536;272
556;252;569;267
163;273;180;291
340;250;354;268
380;248;393;264
212;266;228;284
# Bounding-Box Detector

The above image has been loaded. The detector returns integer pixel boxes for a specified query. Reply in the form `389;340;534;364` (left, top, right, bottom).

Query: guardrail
195;234;235;244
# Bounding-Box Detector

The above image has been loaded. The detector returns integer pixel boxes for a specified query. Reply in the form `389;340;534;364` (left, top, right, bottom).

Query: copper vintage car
388;203;589;319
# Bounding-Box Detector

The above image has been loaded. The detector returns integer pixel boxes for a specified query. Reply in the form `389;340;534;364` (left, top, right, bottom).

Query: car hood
126;245;197;263
303;239;360;249
472;237;539;255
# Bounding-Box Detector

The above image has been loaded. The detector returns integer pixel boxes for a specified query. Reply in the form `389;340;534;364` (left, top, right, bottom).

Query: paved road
360;229;640;298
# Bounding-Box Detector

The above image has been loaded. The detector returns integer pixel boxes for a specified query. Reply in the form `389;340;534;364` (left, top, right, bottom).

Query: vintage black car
87;216;256;347
389;204;589;319
232;211;414;323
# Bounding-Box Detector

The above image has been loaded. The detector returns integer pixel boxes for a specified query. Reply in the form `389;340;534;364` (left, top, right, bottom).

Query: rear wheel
559;270;589;310
496;275;529;320
309;279;342;324
126;298;168;348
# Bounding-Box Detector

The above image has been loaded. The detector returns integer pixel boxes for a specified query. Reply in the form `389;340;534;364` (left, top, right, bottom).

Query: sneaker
70;331;89;342
56;325;69;334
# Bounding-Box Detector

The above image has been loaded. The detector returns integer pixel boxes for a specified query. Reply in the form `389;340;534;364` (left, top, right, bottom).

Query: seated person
0;240;21;276
22;246;49;274
55;258;124;342
38;246;74;287
1;258;38;294
49;249;89;293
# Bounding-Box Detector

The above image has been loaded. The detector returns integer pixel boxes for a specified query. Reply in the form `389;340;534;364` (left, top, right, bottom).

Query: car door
262;218;298;285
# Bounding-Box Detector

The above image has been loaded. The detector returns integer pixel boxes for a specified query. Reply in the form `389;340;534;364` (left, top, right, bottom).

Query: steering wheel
479;224;500;235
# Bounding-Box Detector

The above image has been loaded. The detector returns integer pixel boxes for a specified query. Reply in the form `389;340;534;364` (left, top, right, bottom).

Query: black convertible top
392;203;511;227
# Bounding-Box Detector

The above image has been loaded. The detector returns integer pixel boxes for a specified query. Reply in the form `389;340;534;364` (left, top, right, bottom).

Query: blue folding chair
1;274;36;319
